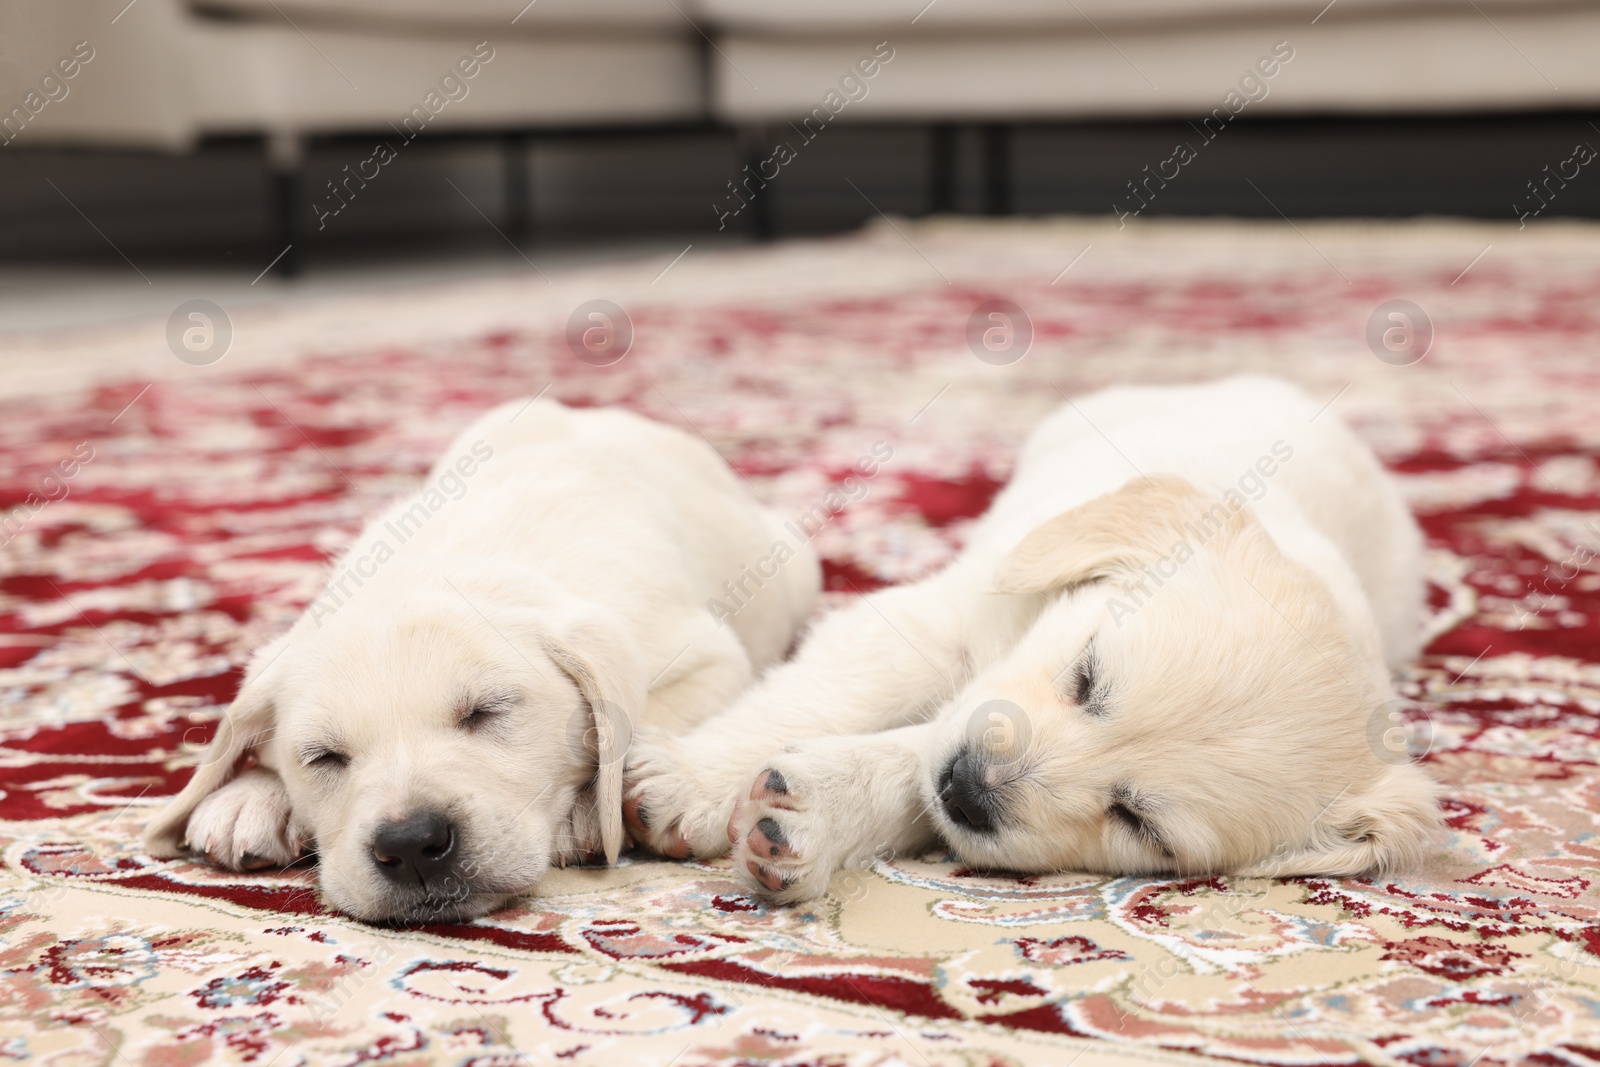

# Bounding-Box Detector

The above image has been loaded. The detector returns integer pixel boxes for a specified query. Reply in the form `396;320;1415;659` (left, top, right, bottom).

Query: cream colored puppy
145;399;818;922
625;376;1439;901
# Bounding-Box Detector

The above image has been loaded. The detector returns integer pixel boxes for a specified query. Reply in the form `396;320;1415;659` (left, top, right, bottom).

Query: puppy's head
145;560;641;923
930;475;1438;880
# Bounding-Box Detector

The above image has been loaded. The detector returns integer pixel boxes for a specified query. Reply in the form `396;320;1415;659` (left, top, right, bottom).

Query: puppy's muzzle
370;810;457;885
938;746;1001;834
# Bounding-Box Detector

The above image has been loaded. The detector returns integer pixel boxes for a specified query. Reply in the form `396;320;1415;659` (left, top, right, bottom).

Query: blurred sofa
701;0;1600;218
0;0;703;154
11;0;1598;154
1;0;704;266
4;0;1598;255
704;0;1600;122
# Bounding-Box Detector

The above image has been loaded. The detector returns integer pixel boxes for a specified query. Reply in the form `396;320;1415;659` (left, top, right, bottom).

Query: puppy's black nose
938;746;999;834
371;811;455;881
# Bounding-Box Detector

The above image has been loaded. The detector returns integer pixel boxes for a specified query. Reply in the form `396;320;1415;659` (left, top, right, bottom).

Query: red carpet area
4;219;1600;1066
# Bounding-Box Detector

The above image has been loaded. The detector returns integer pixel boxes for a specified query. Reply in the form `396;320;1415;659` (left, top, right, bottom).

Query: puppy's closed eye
304;749;349;771
461;706;500;731
458;691;519;732
1060;639;1108;718
1107;786;1174;858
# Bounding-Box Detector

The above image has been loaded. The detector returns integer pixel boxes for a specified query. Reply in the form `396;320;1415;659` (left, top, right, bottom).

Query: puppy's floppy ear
143;637;288;858
993;474;1250;594
542;606;647;866
1239;762;1441;878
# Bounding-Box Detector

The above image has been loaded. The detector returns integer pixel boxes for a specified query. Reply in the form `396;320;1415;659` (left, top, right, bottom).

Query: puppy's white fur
626;376;1440;901
145;400;817;922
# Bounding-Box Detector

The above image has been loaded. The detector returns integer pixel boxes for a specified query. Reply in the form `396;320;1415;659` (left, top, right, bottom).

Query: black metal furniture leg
266;130;302;278
740;125;775;242
929;122;957;215
503;132;532;244
981;123;1012;216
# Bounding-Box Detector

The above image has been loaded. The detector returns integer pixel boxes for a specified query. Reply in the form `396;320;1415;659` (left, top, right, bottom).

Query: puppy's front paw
728;753;876;905
184;767;304;871
622;729;745;861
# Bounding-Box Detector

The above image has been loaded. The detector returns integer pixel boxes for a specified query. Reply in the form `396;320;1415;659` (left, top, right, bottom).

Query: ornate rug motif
3;219;1600;1066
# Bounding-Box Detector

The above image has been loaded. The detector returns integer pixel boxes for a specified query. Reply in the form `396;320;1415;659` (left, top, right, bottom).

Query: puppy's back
431;399;818;669
995;376;1424;667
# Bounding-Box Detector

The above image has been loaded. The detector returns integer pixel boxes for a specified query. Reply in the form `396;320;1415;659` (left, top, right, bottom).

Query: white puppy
625;376;1440;901
145;399;818;922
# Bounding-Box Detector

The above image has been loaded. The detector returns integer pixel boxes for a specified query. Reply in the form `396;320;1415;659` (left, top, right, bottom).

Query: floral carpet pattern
3;219;1600;1066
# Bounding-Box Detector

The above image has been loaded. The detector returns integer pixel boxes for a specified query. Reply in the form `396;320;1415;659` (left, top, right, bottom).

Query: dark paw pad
751;769;791;802
748;817;792;860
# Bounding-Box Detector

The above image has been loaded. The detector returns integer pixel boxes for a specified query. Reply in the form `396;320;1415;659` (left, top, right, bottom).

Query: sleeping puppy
624;376;1440;901
144;399;818;922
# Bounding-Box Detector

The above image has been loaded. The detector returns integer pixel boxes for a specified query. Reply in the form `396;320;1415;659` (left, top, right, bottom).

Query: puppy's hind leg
181;767;305;871
640;615;756;735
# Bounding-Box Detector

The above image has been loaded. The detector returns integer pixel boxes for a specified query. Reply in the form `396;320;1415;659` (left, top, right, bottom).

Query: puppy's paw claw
622;789;703;860
184;767;302;872
623;732;741;861
745;859;789;893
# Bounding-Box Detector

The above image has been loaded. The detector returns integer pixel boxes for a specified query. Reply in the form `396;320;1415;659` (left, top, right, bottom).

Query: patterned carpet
4;218;1600;1066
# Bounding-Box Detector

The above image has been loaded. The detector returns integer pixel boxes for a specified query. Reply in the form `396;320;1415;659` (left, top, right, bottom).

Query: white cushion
697;0;1537;30
188;24;703;134
712;7;1600;120
0;0;193;150
190;0;688;30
